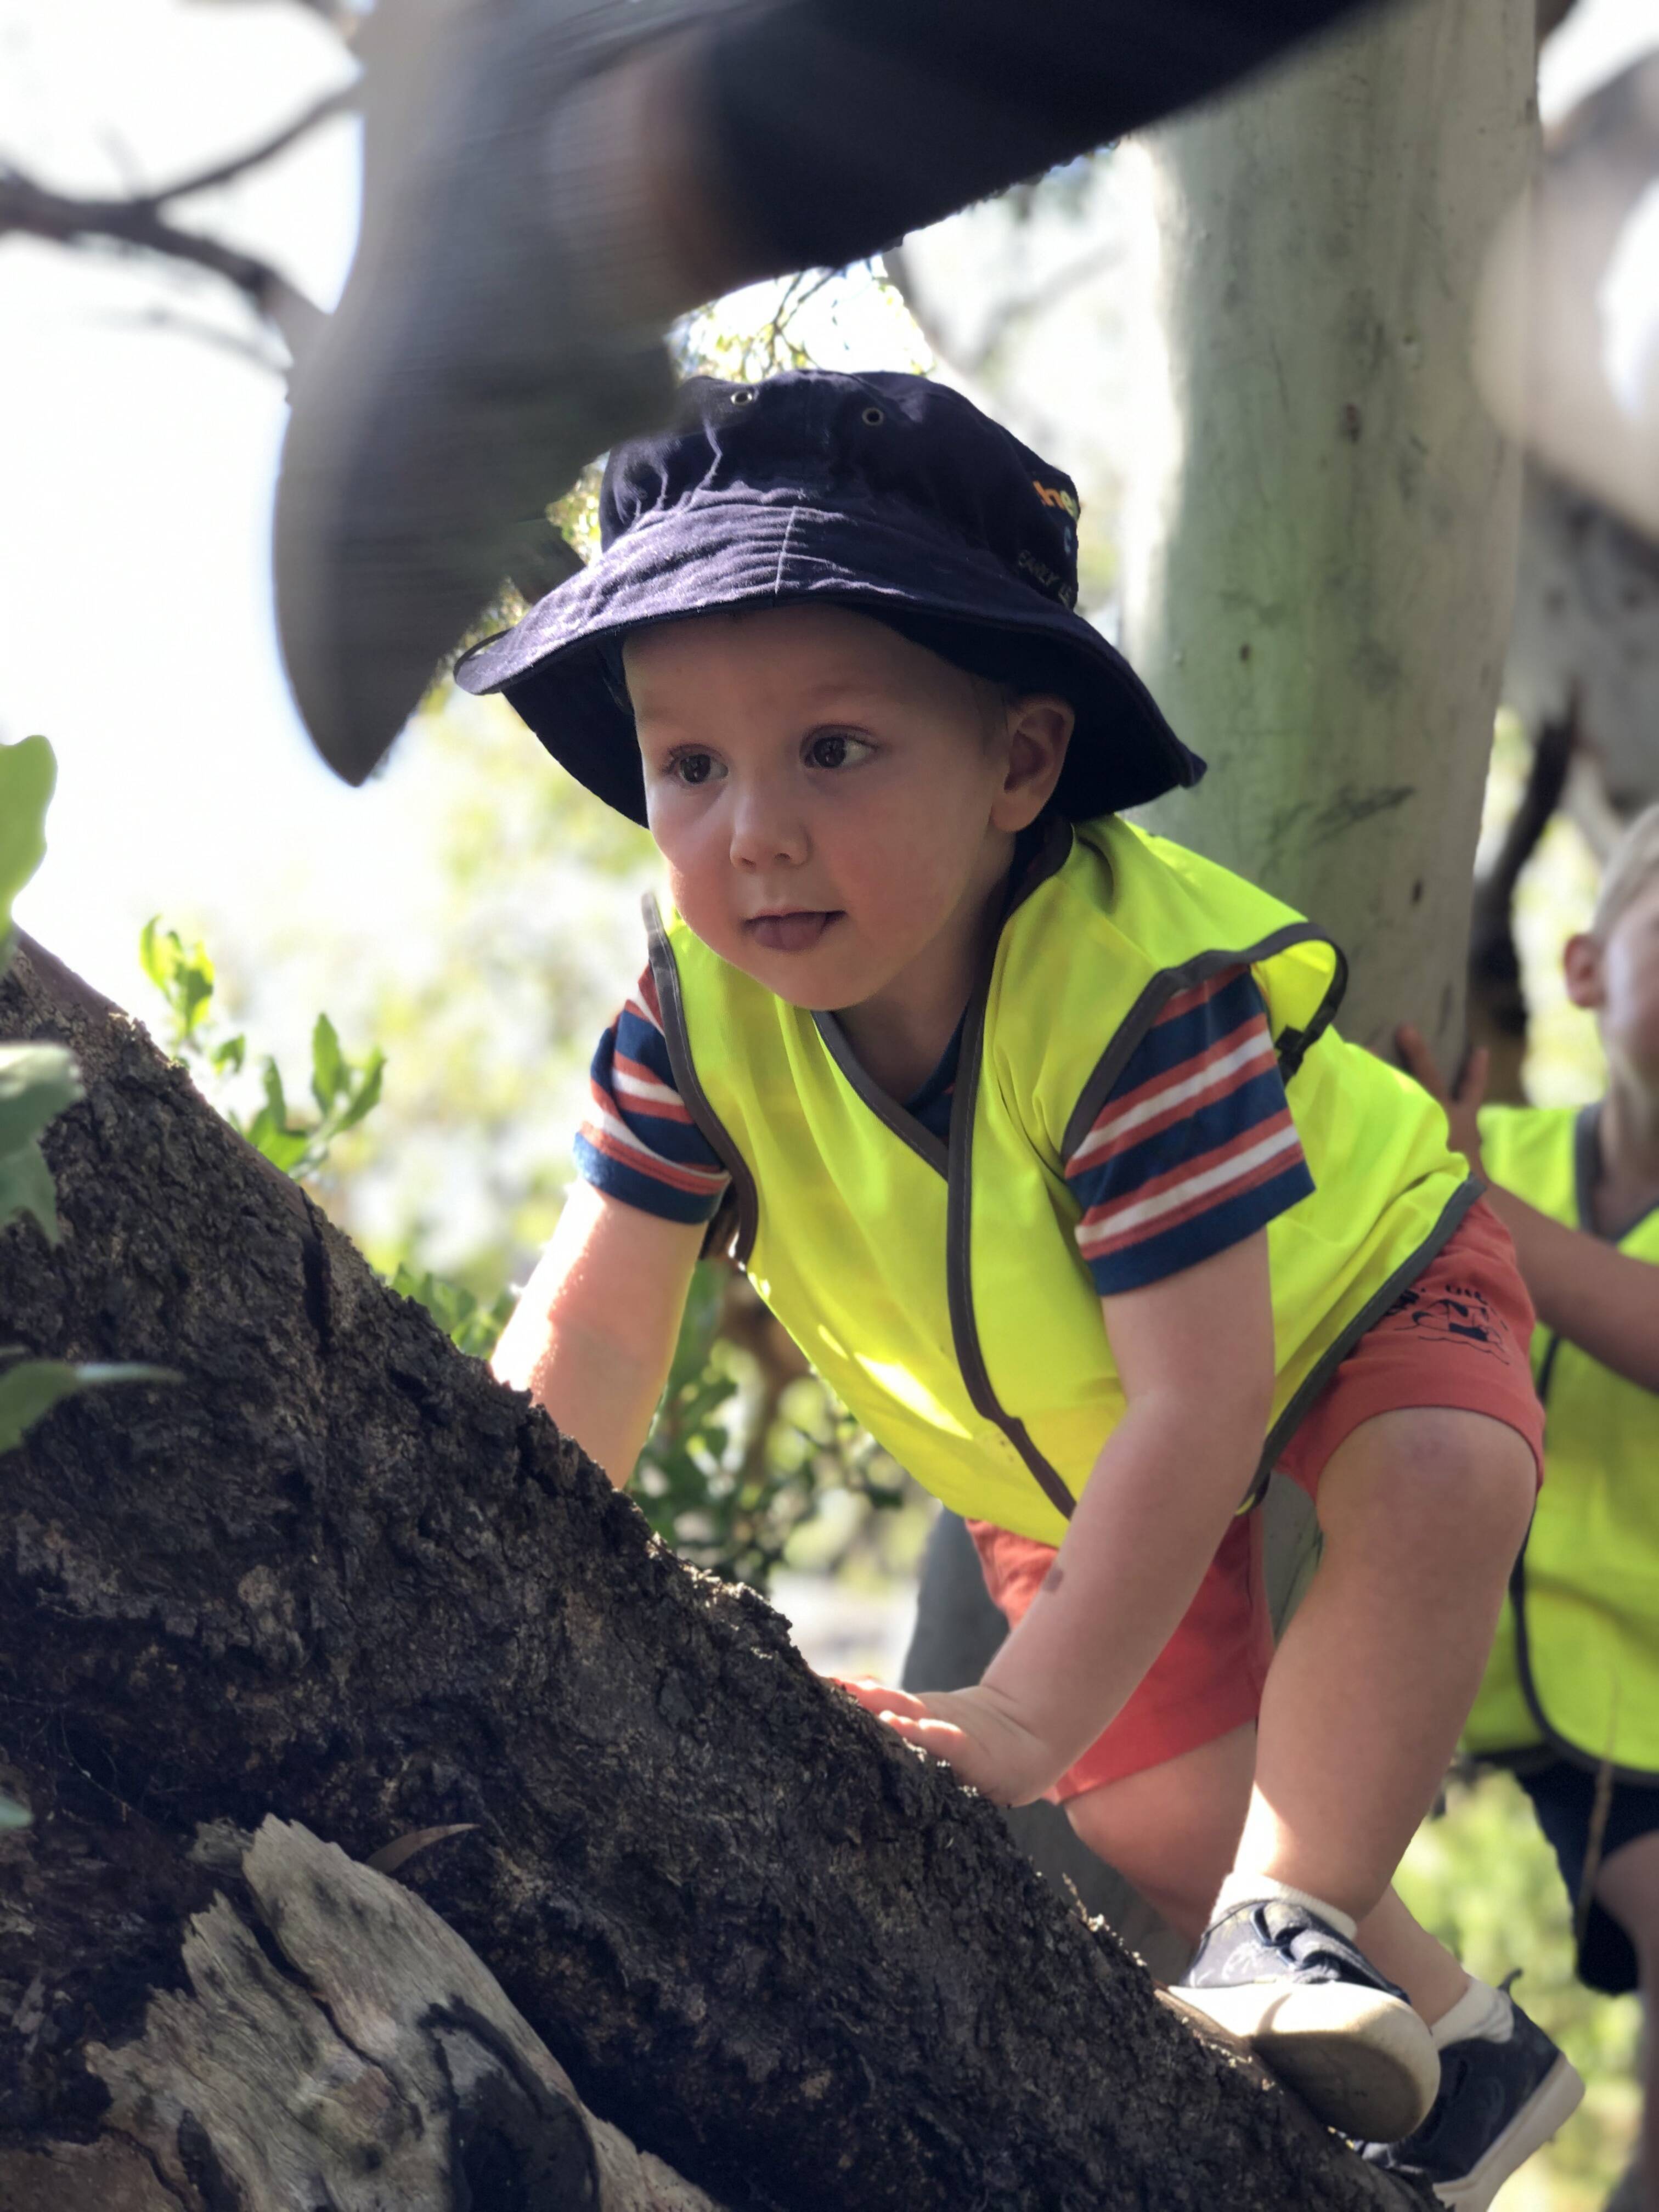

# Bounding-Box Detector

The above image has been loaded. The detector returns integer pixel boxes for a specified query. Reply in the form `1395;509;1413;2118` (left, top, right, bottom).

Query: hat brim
454;488;1204;825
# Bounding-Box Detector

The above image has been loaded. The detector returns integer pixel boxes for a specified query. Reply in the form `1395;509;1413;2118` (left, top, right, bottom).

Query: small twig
138;82;357;209
98;303;289;375
0;82;353;355
0;167;320;341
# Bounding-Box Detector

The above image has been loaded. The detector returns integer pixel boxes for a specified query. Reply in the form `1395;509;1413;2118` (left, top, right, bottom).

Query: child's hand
834;1677;1060;1807
1396;1024;1488;1174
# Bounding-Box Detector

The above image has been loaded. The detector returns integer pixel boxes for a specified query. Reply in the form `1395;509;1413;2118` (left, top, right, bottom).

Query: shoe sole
1429;2052;1584;2211
1180;1982;1441;2142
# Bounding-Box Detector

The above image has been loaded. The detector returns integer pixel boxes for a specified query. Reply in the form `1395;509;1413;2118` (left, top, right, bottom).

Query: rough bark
0;936;1430;2208
3;1815;725;2211
1124;0;1537;1060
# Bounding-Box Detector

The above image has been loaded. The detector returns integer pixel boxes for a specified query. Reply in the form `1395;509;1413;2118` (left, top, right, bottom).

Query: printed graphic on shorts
1385;1276;1516;1364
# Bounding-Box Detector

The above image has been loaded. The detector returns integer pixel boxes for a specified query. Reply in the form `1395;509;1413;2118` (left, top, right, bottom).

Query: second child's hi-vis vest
647;816;1478;1545
1464;1104;1659;1778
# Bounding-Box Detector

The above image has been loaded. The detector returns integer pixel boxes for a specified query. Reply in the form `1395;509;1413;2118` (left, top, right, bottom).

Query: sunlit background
4;2;1658;2201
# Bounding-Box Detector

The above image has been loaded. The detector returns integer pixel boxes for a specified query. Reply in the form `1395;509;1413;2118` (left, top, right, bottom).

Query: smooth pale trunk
1125;0;1538;1061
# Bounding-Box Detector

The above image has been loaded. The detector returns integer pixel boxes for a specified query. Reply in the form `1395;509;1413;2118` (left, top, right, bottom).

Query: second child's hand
1396;1023;1488;1174
835;1677;1060;1807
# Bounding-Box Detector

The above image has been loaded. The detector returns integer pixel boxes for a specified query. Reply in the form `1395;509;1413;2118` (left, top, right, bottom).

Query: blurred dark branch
0;86;354;358
1466;701;1578;1099
1479;701;1578;928
136;83;356;207
1537;0;1582;43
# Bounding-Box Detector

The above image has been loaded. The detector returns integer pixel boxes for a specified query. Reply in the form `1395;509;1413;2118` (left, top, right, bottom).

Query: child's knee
1328;1407;1536;1559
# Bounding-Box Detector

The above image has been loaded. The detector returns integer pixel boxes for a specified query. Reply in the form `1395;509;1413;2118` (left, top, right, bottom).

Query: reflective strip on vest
1464;1103;1659;1779
650;817;1477;1545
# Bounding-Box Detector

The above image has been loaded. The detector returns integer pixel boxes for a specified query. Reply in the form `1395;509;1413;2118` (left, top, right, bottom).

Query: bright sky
0;0;408;1054
1;0;1654;1066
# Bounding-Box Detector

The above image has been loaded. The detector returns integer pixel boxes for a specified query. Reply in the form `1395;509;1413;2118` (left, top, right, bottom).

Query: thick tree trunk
1126;0;1537;1059
4;1815;725;2212
0;938;1431;2207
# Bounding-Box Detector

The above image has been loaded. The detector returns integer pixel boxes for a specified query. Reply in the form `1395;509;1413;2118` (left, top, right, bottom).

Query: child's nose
728;783;809;869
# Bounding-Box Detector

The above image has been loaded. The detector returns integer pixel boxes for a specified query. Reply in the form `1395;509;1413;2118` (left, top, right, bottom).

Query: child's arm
491;1180;706;1486
1398;1026;1659;1393
845;1230;1275;1805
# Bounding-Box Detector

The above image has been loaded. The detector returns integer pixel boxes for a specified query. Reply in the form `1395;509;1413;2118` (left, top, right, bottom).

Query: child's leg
1351;1884;1473;2029
1233;1405;1536;1937
1064;1724;1472;2024
1593;1832;1659;2211
1063;1720;1255;1945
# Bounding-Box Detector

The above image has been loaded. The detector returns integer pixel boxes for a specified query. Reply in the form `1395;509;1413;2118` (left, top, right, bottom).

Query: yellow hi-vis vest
1463;1103;1659;1778
646;816;1479;1545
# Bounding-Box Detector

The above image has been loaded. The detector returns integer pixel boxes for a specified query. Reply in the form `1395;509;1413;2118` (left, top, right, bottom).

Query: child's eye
670;751;723;787
805;730;874;771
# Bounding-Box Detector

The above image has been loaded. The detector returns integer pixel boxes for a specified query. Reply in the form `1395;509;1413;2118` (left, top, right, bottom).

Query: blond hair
1593;803;1659;939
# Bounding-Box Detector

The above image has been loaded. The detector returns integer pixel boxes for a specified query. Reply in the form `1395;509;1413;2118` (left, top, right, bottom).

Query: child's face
1566;877;1659;1088
625;603;1069;1013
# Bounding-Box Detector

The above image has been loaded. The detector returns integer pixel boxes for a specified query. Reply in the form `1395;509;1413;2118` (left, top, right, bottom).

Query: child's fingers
873;1708;974;1761
1394;1023;1447;1098
1454;1043;1490;1110
833;1676;929;1721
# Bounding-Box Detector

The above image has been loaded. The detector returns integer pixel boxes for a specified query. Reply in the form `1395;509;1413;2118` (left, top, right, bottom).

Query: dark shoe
1176;1900;1440;2141
1357;1987;1583;2209
274;0;736;785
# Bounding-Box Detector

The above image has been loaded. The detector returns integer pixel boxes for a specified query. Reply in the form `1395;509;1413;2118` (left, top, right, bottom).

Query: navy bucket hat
455;369;1204;823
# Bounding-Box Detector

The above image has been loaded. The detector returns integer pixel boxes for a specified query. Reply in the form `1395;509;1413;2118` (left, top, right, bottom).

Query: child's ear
993;696;1074;830
1563;930;1605;1011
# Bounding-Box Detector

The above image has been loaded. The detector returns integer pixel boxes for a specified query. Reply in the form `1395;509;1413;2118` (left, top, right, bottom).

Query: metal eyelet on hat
861;405;885;426
730;388;757;406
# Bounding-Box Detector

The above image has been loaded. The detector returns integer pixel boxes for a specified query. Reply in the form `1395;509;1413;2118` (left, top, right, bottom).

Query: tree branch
135;83;356;209
0;83;353;357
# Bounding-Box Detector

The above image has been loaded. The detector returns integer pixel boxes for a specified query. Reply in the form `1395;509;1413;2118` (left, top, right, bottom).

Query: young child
472;368;1580;2204
1402;805;1659;2211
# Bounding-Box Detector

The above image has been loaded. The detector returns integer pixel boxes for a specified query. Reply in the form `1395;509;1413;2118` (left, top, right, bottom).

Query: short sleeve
1064;966;1314;1295
573;966;731;1224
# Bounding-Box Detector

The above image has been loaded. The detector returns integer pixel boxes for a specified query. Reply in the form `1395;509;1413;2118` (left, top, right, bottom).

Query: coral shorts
968;1200;1544;1802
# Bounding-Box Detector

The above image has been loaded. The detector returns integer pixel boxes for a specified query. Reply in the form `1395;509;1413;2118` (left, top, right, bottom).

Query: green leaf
0;735;55;950
330;1050;385;1138
664;1262;727;1396
311;1012;343;1114
0;1141;59;1240
260;1057;289;1129
137;915;168;992
0;1355;178;1454
239;1103;309;1176
389;1264;512;1360
0;1043;82;1154
211;1034;246;1078
139;917;216;1045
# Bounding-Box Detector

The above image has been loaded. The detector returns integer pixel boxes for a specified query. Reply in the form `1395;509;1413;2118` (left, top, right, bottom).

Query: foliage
0;736;79;1242
676;261;932;388
635;1263;908;1589
0;1350;174;1455
1397;1766;1643;2207
386;1263;515;1363
140;921;385;1180
0;737;174;1830
139;904;906;1590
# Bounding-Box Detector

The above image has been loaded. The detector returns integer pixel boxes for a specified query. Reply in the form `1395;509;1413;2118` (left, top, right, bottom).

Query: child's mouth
746;910;839;952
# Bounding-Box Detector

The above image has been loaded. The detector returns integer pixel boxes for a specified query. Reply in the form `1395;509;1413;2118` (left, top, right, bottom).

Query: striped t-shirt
574;963;1313;1295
